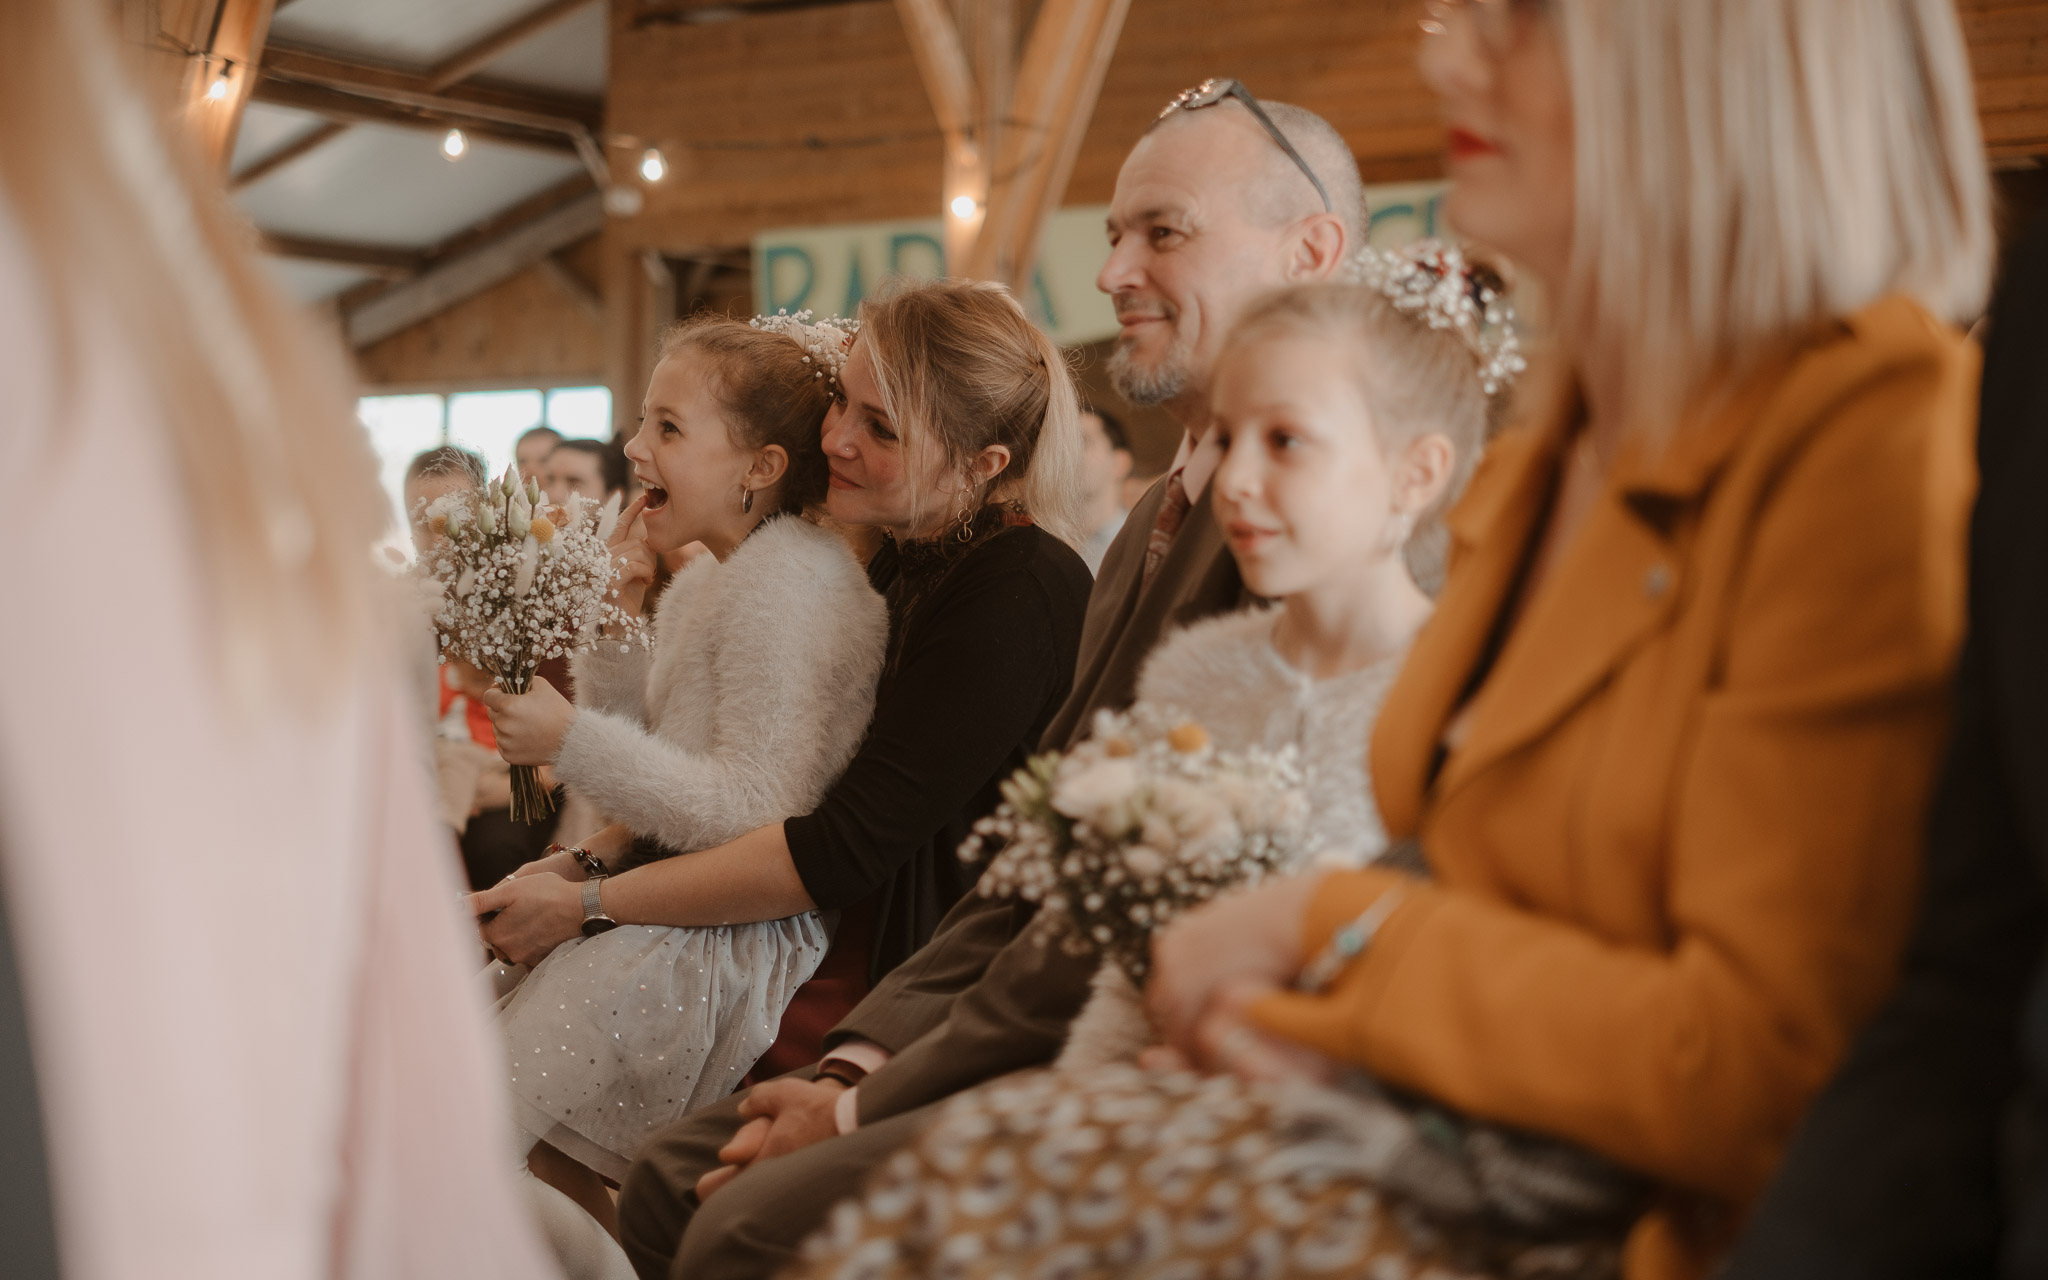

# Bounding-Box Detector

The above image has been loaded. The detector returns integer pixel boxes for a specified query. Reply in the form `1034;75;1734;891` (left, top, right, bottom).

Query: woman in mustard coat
785;2;1996;1278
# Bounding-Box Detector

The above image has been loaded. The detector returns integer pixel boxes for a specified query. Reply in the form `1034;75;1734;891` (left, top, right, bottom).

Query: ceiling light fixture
639;148;668;183
442;128;468;160
203;61;232;101
949;195;979;219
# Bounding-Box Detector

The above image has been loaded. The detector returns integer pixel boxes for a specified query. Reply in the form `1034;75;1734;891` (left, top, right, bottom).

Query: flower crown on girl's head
1341;239;1527;397
749;309;862;388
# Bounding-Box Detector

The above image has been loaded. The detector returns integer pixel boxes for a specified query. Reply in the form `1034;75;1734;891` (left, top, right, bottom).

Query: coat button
1644;564;1672;599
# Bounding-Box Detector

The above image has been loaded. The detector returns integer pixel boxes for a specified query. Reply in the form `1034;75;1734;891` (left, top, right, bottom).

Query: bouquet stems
497;670;558;825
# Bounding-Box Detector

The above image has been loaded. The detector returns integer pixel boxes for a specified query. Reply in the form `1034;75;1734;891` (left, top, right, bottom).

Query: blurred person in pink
0;4;562;1279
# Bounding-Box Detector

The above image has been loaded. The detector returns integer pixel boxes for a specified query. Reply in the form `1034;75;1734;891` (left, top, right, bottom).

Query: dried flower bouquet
961;707;1314;984
417;470;645;823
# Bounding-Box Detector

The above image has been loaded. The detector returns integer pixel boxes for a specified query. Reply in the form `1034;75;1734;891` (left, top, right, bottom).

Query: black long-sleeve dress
785;511;1091;983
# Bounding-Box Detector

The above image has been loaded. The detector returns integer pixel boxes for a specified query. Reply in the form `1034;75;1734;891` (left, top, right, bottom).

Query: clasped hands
695;872;1340;1201
469;824;634;967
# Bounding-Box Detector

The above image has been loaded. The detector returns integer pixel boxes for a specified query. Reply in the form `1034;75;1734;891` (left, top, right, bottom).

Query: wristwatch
580;877;618;936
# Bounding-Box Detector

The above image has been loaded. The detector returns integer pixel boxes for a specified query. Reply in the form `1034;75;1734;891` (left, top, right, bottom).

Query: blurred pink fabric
0;205;560;1280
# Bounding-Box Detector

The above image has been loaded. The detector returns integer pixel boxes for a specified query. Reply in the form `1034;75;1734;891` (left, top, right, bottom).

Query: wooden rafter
248;76;582;155
234;2;601;187
428;0;599;89
894;0;1129;290
259;232;422;278
343;190;607;347
259;45;603;128
231;119;345;189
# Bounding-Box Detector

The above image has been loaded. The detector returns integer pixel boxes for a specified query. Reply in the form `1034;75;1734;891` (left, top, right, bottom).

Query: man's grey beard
1106;333;1192;407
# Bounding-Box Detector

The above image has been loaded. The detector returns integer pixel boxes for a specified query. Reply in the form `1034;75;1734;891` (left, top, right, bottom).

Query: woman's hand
471;873;585;967
481;676;576;765
1180;979;1341;1083
608;494;656;618
1146;871;1327;1056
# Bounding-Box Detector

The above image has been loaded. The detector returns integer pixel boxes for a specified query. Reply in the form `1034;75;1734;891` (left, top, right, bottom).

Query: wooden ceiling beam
233;5;602;190
248;76;583;156
428;0;602;89
259;232;422;278
344;191;608;347
231;119;347;189
260;44;603;128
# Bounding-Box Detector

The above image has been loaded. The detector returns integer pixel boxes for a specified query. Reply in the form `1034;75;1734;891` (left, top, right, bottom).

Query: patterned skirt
786;1064;1635;1280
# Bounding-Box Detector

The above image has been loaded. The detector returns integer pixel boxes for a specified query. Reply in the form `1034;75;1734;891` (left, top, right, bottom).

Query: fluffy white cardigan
557;515;889;854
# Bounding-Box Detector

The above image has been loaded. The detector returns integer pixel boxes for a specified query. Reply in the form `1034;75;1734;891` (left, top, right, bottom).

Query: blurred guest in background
405;444;488;554
0;2;560;1277
516;424;564;483
1075;404;1133;572
1721;215;2048;1280
543;437;627;508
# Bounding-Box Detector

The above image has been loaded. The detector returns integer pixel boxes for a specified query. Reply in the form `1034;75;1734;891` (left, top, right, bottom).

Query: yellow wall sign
752;181;1449;346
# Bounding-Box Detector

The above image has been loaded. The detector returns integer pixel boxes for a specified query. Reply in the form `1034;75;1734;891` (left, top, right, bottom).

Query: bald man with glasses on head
614;84;1368;1280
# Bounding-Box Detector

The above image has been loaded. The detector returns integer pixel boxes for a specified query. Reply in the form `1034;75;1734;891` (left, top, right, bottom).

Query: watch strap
580;877;616;930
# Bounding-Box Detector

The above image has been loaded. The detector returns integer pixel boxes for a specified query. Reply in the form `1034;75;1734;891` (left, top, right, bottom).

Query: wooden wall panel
379;0;2048;398
609;0;2048;255
355;238;606;390
605;0;1440;255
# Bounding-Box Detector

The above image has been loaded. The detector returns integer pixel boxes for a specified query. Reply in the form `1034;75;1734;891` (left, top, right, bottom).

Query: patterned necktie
1140;468;1191;588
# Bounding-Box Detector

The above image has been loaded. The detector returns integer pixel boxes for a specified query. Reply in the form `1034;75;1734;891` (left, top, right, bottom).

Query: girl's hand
608;494;656;618
480;676;576;765
471;873;585;967
1145;871;1326;1056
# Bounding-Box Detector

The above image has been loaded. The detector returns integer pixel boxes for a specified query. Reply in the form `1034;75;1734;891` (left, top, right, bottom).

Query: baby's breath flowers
417;468;646;822
960;707;1313;984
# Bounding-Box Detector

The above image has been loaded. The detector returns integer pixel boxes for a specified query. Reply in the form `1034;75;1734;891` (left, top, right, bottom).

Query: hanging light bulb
949;194;979;220
638;147;668;183
442;128;468;160
204;72;231;102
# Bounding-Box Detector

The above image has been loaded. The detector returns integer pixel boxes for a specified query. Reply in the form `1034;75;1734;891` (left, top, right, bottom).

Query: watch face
580;916;619;937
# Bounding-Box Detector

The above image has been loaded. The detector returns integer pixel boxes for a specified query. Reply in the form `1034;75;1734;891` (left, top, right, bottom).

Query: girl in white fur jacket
476;315;888;1206
1057;275;1496;1072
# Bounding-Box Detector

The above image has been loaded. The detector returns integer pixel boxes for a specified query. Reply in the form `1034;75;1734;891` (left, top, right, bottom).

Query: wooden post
895;0;1128;291
133;0;280;173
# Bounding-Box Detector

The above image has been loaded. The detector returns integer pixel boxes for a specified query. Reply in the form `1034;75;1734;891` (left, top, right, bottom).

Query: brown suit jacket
827;471;1247;1116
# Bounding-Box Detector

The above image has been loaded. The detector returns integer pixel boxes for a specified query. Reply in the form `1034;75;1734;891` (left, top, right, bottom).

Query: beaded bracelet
1295;883;1409;995
546;842;609;880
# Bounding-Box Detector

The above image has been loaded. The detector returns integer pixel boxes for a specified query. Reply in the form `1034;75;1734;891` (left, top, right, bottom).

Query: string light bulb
949;195;979;219
204;72;231;102
639;148;668;183
442;128;468;160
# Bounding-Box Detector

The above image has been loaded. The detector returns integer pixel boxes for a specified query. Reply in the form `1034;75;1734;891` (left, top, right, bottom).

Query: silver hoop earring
741;486;755;515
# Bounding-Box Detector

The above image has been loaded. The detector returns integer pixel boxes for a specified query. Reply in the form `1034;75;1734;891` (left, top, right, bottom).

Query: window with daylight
360;386;613;558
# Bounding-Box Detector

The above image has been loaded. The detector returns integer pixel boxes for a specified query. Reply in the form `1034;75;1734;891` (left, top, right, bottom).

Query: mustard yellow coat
1251;296;1978;1279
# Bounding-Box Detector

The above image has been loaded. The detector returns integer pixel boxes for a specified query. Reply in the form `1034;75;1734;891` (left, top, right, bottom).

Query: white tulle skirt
492;913;830;1182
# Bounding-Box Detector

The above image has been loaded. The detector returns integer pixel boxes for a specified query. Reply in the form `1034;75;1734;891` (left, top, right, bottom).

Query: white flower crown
1341;239;1526;397
750;308;862;387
